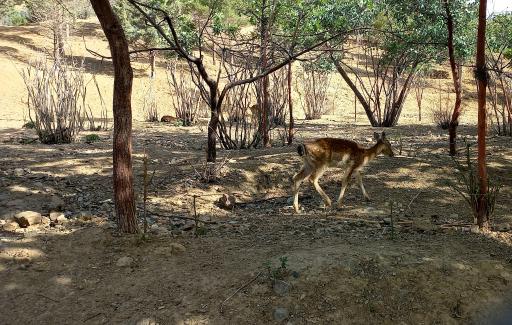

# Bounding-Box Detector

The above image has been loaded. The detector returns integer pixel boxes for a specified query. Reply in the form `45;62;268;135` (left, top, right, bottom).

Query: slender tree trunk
287;62;294;145
207;87;219;162
90;0;138;233
475;0;488;228
149;50;156;78
259;0;271;147
331;57;378;126
444;0;463;156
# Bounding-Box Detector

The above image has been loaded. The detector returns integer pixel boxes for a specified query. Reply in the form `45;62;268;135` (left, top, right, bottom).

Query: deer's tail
297;144;307;157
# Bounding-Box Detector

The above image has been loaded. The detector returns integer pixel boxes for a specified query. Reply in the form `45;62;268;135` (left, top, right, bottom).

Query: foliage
263;256;289;280
84;134;101;143
0;3;30;26
487;12;512;59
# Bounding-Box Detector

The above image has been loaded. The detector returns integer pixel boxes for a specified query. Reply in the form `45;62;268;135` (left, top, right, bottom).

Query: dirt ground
1;18;512;325
1;120;512;325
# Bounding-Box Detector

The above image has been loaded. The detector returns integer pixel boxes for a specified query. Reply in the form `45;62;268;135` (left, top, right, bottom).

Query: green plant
263;256;289;281
22;121;36;129
84;134;101;144
452;141;501;225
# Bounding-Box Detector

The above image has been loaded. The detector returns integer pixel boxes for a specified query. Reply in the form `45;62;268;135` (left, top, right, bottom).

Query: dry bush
166;60;202;126
296;64;331;120
219;65;260;149
21;56;85;144
142;78;159;122
431;87;452;130
84;74;109;131
488;73;512;136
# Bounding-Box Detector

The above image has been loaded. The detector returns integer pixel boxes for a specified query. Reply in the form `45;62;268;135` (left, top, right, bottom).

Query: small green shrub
84;134;101;144
22;121;36;129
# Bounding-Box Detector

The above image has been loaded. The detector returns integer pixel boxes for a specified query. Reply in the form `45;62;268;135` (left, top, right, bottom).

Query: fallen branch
219;271;262;314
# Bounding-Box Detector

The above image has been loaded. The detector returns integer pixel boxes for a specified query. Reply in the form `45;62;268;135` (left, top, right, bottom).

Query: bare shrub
84;74;109;131
219;64;260;149
413;71;427;121
142;77;159;122
296;63;331;120
166;60;202;126
488;72;512;136
431;86;452;130
21;56;85;144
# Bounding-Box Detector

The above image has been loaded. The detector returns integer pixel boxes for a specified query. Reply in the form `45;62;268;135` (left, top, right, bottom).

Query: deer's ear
374;132;380;140
381;131;386;139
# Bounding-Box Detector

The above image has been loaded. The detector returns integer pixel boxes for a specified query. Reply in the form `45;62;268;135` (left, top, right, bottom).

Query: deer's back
304;138;364;166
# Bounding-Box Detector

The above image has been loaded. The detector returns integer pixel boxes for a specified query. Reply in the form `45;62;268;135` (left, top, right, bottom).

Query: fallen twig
148;210;217;224
219;271;262;314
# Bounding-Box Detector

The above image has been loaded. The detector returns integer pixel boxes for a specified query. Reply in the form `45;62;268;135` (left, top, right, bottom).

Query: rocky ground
1;120;512;324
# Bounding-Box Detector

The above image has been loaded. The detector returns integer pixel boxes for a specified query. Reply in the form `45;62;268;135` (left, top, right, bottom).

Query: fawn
291;131;394;213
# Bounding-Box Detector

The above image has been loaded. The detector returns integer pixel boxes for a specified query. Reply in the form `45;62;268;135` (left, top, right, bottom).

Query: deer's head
374;131;394;157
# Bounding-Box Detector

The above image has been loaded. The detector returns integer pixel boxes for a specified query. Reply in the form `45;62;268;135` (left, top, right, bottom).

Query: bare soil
1;19;512;325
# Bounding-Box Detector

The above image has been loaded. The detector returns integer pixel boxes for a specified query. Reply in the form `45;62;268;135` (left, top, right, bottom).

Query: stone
218;193;236;210
41;216;51;225
14;168;24;177
49;211;65;222
14;211;42;227
3;221;19;231
160;115;177;123
56;214;68;224
273;307;289;322
135;317;159;325
116;256;134;267
170;243;186;254
182;221;195;231
273;280;291;296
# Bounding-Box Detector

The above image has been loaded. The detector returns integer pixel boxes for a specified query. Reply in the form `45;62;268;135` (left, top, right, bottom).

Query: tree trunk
444;0;463;156
149;50;156;78
90;0;138;233
331;57;378;126
475;0;488;228
207;87;219;162
260;0;270;147
287;62;294;145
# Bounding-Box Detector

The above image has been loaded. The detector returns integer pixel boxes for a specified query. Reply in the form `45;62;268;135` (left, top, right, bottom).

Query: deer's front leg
355;171;371;201
292;167;311;213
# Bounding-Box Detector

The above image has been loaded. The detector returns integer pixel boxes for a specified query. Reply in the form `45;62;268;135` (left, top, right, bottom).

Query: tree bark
90;0;138;233
331;56;378;126
287;62;294;145
260;0;270;147
207;86;219;162
149;50;156;78
475;0;488;228
444;0;463;156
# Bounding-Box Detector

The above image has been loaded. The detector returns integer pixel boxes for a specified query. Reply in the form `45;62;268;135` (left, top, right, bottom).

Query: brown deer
291;132;394;213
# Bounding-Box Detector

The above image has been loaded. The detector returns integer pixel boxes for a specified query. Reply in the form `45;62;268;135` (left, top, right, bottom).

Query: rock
135;317;158;325
3;221;19;231
41;216;50;225
273;280;291;296
218;193;236;210
49;211;65;222
273;307;289;322
47;196;65;211
382;218;392;225
14;211;42;227
14;168;24;177
56;214;68;224
182;221;195;231
170;243;186;254
116;256;134;267
160;115;177;123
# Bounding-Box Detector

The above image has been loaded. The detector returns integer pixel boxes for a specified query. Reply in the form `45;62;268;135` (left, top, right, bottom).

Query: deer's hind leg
292;165;313;213
309;165;331;209
336;164;356;208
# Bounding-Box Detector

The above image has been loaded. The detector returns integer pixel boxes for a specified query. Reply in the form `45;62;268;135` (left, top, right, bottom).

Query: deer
291;131;394;213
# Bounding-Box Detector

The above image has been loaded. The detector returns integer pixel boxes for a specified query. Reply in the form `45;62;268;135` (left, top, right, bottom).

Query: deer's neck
364;142;383;162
